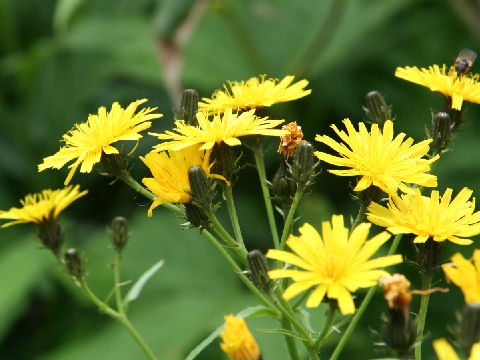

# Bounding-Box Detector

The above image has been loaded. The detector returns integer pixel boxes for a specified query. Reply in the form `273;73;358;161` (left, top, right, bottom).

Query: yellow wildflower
266;215;402;314
315;119;438;195
395;64;480;110
140;146;224;216
0;185;87;227
220;315;261;360
442;250;480;304
198;75;311;113
433;338;480;360
367;187;480;245
38;99;162;184
150;108;286;152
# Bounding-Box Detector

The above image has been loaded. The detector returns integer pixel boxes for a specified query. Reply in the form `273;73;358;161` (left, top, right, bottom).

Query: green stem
202;230;275;310
350;199;368;233
208;226;247;266
329;234;402;360
415;271;434;360
281;318;301;360
252;145;280;249
78;280;157;360
314;303;337;351
113;253;125;315
119;173;184;216
222;184;246;251
279;188;304;250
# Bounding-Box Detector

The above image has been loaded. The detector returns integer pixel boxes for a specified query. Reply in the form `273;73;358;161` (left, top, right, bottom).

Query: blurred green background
1;0;480;359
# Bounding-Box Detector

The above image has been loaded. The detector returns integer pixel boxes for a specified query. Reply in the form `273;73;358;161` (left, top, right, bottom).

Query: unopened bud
179;89;199;126
110;216;129;252
64;248;85;279
38;219;63;256
185;203;209;228
188;166;214;209
247;250;273;293
292;142;316;188
271;160;296;212
430;111;452;155
364;90;392;126
211;142;240;182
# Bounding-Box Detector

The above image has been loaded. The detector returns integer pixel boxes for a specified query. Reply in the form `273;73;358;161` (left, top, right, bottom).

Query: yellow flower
395;64;480;110
442;250;480;304
220;315;261;360
0;185;88;227
38;99;162;185
266;216;402;314
314;119;438;195
140;146;224;216
150;108;287;152
433;338;480;360
367;187;480;245
198;75;311;113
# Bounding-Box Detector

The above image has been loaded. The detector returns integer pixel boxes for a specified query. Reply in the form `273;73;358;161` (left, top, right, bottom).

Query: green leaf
123;259;165;306
257;328;309;342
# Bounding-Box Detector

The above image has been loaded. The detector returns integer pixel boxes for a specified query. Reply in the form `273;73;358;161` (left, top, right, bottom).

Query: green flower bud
247;250;273;293
109;216;129;253
271;159;296;212
382;307;417;357
452;303;480;356
184;203;209;228
364;90;392;126
430;111;452;156
291;142;317;188
64;248;85;280
188;165;214;210
179;89;199;126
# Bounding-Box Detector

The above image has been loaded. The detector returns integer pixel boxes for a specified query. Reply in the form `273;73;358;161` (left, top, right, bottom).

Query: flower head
277;121;307;160
379;273;412;313
433;338;480;360
367;187;480;245
140;146;224;216
38;99;162;185
442;250;480;304
395;64;480;110
314;119;438;195
150;108;286;152
266;216;402;314
220;315;261;360
0;185;87;227
198;75;311;113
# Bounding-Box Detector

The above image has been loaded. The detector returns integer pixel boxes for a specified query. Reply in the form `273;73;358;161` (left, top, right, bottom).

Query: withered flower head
277;121;306;160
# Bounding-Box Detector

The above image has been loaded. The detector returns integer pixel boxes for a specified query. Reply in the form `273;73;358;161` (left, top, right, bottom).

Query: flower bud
184;203;209;228
188;165;214;210
364;90;392;126
247;250;273;293
291;142;317;188
211;142;240;182
109;216;129;253
271;160;296;212
64;248;85;280
379;274;417;357
429;111;452;155
179;89;199;126
38;219;64;256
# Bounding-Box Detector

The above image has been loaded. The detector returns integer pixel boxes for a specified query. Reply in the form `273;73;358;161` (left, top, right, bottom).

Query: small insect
454;48;477;75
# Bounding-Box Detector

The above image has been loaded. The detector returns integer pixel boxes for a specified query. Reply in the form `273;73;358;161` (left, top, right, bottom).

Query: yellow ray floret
395;64;480;110
140;146;224;216
266;215;402;314
198;75;311;113
315;119;438;195
442;250;480;304
38;99;162;185
220;315;261;360
367;187;480;245
0;185;87;227
433;338;480;360
150;108;287;152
